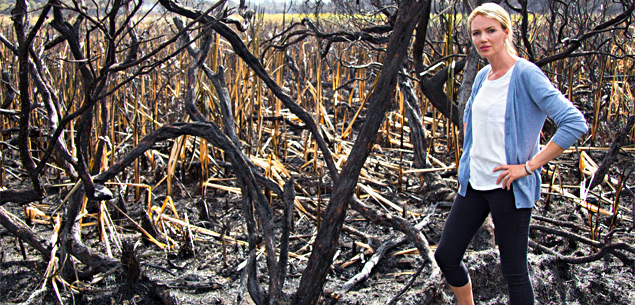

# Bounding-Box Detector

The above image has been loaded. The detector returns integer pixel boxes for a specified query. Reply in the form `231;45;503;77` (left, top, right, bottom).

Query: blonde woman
433;3;588;305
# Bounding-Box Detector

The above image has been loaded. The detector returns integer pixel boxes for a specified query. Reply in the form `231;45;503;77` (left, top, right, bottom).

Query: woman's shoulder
513;58;548;82
514;57;543;74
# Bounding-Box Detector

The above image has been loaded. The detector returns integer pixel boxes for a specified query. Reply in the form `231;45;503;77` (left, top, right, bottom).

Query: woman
433;3;588;305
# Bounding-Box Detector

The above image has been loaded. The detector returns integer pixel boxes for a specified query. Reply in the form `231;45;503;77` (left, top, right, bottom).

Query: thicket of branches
1;0;634;304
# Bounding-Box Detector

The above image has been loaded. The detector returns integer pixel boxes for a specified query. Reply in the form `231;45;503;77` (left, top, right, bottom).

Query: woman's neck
487;52;518;80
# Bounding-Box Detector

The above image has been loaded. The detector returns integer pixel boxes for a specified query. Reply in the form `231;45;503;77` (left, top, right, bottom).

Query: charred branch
271;178;295;303
209;67;242;149
399;68;427;169
158;0;339;181
0;33;18;54
0;189;43;205
515;0;536;62
456;46;480;127
419;59;465;127
530;224;635;265
0;206;50;257
412;0;432;77
0;31;79;179
334;235;402;297
91;116;292;303
534;1;635;67
349;196;435;264
399;67;454;200
341;197;440;302
1;71;17;109
295;1;431;303
589;115;635;190
58;188;119;280
302;17;390;44
175;20;288;303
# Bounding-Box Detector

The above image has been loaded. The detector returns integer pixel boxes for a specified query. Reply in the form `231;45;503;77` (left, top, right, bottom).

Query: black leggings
434;185;534;305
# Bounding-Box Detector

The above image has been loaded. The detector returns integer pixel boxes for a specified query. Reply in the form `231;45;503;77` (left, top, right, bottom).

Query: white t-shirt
469;66;514;190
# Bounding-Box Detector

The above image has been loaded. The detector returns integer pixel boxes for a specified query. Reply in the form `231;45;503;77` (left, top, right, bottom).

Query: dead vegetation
1;0;635;304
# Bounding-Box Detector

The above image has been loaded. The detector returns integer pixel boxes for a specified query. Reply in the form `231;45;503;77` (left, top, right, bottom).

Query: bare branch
535;1;635;66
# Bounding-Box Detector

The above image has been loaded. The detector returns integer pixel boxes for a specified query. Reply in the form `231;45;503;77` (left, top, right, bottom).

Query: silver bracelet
524;161;532;175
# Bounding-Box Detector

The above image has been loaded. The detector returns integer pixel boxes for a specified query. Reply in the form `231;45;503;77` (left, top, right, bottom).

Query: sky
222;0;332;13
243;0;309;12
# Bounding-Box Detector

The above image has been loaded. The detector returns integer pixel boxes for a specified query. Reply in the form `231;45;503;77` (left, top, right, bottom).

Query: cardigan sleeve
521;64;588;149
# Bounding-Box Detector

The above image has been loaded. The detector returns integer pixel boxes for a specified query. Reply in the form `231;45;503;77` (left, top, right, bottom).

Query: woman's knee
434;247;470;287
434;243;458;270
434;245;448;267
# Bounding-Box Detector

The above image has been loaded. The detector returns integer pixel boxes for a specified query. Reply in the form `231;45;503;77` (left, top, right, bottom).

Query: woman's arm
494;140;565;190
523;63;588;149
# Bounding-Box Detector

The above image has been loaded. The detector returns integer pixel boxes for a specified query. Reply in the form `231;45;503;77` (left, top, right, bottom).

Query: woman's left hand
493;164;530;190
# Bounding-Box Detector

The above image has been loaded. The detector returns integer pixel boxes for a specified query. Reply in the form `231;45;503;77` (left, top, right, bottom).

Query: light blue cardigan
458;58;588;208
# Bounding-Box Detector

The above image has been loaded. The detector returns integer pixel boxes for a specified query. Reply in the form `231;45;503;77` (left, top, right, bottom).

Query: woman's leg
435;186;490;304
450;280;474;305
487;188;534;305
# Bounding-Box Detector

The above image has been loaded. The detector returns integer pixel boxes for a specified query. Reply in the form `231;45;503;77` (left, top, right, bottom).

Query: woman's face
470;14;509;59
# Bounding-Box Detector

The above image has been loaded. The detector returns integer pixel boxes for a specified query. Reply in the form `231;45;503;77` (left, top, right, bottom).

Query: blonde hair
467;2;517;56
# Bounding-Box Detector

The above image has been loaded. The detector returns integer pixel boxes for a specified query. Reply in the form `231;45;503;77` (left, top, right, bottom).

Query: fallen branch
141;275;179;305
530;224;635;265
17;283;47;305
532;214;589;233
333;236;401;297
387;263;425;305
350;197;436;257
529;239;634;265
0;188;42;205
589;115;635;190
0;206;50;257
340;197;439;301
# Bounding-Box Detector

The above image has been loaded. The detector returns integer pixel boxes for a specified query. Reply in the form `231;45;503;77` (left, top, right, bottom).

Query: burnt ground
1;150;635;305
